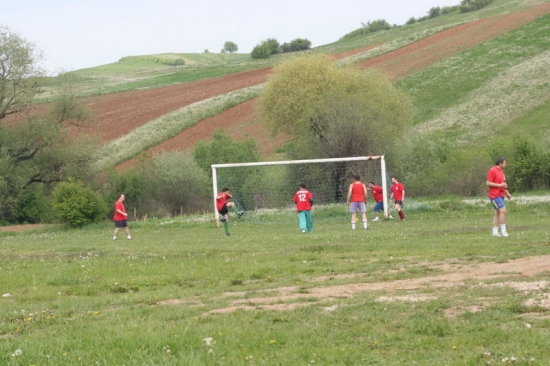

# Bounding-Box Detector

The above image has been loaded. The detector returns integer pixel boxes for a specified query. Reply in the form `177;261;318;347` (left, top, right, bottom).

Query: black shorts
114;220;128;228
218;204;229;215
394;200;403;206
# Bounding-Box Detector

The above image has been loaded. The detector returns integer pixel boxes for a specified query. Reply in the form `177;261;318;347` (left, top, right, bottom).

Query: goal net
211;156;389;223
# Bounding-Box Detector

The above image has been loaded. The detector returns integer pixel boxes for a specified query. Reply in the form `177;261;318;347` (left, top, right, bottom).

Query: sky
3;0;459;74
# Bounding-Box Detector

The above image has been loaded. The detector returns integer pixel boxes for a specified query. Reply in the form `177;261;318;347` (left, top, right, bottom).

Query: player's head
300;182;306;189
222;187;229;192
495;157;506;167
354;175;361;181
391;177;398;184
118;193;125;201
368;181;375;187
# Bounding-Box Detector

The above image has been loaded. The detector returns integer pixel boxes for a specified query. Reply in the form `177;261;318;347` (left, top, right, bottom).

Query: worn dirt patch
190;255;550;314
0;224;46;233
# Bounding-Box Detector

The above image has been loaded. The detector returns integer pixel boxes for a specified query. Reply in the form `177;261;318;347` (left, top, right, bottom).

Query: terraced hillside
5;0;550;170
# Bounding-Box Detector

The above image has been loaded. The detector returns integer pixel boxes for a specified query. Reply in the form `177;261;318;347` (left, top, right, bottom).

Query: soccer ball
220;216;226;222
354;218;360;223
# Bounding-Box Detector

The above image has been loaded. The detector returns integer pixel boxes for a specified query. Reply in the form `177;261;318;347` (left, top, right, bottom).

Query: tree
289;38;312;52
0;75;97;222
429;6;442;18
0;26;44;119
250;38;280;59
259;54;412;155
222;41;238;53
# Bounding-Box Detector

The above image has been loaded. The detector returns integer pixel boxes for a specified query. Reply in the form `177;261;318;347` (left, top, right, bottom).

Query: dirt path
190;254;550;314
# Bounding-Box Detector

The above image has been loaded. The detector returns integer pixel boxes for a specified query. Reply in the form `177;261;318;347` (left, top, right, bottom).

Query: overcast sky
3;0;459;74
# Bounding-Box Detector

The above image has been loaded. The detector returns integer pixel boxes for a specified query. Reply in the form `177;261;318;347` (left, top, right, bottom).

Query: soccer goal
211;155;389;224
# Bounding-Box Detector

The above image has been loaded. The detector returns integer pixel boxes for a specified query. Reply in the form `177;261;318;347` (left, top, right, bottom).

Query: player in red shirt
486;157;512;237
113;193;132;240
368;182;392;221
216;187;243;236
346;175;368;230
390;177;406;221
293;183;314;233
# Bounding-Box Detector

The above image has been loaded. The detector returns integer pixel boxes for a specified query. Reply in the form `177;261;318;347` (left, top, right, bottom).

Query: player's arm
402;187;405;201
486;180;506;188
346;184;352;205
505;189;512;200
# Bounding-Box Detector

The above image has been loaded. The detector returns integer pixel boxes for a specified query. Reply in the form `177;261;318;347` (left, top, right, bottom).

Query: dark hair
118;193;124;199
354;175;361;181
222;187;229;192
368;181;375;185
495;157;506;165
300;182;306;188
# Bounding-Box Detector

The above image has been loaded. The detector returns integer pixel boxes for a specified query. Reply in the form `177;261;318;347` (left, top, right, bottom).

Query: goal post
211;155;389;225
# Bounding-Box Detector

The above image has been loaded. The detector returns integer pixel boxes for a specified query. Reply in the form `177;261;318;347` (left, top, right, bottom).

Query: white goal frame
211;155;389;224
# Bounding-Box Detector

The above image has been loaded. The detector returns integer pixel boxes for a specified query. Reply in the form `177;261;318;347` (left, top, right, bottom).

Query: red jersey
350;182;366;202
216;191;231;211
391;182;405;201
294;189;313;212
487;166;505;199
371;185;383;203
113;200;127;221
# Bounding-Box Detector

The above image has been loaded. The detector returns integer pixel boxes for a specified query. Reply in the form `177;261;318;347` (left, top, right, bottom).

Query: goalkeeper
293;183;314;233
216;187;243;236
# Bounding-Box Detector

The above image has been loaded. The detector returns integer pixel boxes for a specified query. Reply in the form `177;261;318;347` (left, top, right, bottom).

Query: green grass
1;199;550;364
397;13;550;126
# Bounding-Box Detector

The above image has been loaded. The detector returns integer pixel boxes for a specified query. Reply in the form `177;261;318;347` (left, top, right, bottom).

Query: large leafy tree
222;41;239;53
0;26;44;119
259;54;413;199
259;54;412;149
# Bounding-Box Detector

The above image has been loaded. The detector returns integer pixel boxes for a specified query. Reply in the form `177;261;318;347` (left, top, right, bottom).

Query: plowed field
5;4;550;166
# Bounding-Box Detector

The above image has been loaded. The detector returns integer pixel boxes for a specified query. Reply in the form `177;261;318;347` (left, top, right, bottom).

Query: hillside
5;0;550;170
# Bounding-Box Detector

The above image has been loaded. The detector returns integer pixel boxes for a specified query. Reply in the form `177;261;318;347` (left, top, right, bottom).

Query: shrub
250;38;280;59
13;188;53;224
508;136;550;191
289;38;311;52
53;181;108;227
459;0;495;13
147;152;210;216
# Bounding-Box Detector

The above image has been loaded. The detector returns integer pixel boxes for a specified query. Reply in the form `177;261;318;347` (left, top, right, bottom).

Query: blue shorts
490;196;505;210
373;201;384;213
349;202;366;213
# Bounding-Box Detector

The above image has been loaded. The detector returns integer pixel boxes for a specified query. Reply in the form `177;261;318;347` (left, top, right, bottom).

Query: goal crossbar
211;155;389;223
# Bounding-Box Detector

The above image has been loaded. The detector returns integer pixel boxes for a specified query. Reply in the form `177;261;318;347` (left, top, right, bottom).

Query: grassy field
1;197;550;365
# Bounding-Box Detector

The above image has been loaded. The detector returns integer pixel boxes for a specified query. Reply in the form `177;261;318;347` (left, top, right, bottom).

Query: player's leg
227;202;244;218
498;206;508;236
350;202;358;230
490;197;507;236
298;211;307;232
305;210;313;232
395;201;405;220
219;205;230;236
124;224;132;240
360;203;368;229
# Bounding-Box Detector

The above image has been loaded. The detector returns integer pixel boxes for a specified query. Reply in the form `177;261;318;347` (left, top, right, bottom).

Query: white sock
351;222;356;230
127;235;132;239
500;224;507;233
113;236;117;240
492;227;499;235
363;220;367;229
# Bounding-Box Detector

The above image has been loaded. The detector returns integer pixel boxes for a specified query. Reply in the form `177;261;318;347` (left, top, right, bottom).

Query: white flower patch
375;294;436;303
